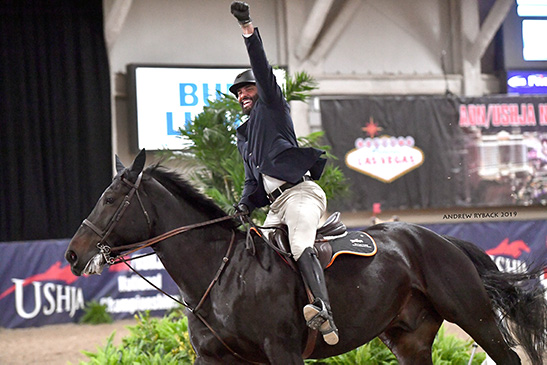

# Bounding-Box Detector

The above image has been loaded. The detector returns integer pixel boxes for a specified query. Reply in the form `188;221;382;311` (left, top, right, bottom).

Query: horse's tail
444;235;547;365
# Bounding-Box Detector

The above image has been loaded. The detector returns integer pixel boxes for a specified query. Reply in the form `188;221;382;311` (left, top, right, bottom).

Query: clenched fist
230;1;251;25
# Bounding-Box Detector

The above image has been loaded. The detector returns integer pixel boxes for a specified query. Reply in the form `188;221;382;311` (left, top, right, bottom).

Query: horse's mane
145;164;238;229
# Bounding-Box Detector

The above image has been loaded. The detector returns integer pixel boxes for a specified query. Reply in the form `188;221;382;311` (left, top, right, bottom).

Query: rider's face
237;84;258;115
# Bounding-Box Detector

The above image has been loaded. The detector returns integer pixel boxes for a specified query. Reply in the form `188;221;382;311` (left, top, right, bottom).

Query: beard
240;94;258;115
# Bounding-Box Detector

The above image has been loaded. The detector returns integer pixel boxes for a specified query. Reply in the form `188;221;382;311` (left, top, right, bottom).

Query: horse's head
65;149;151;276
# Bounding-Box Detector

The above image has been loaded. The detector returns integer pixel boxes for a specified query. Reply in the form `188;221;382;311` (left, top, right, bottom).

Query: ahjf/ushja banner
321;95;547;211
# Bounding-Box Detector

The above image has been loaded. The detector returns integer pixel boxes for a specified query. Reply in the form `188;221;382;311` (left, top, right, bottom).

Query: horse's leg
264;350;304;365
445;308;521;364
379;290;443;365
420;246;522;364
262;335;306;365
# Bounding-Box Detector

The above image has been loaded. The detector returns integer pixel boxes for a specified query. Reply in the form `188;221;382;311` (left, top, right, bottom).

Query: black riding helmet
229;69;256;96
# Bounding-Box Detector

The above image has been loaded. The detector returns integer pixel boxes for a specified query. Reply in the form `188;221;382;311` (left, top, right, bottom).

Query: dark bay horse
65;150;547;364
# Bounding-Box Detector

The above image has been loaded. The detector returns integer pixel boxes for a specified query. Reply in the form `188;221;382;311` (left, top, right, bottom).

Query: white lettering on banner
131;254;165;271
100;294;180;314
491;256;529;274
12;279;84;319
529;75;547;87
117;273;163;292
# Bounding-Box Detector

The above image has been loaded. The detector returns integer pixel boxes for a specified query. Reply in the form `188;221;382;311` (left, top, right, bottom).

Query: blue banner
424;219;546;269
423;220;546;284
507;71;547;95
0;239;180;328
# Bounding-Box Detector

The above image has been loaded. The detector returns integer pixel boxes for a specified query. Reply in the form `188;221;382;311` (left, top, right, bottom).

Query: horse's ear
129;149;146;174
115;155;125;173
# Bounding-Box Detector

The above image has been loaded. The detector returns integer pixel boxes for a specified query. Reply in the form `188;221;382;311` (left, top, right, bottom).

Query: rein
117;223;264;364
118;229;261;364
109;214;239;264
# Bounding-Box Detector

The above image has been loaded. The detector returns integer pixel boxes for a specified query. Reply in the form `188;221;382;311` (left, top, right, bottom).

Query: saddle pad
326;231;377;268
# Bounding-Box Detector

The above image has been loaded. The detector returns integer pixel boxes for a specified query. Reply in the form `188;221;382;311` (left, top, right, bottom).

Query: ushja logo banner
345;118;424;183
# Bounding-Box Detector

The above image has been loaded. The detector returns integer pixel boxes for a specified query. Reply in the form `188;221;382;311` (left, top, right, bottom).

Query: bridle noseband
82;171;151;264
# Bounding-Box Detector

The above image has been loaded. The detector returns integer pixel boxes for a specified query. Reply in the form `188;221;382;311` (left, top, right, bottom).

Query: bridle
81;171;242;265
79;171;262;364
82;171;151;265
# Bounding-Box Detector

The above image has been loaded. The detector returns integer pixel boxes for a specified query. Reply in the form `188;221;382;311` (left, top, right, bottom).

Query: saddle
268;212;377;270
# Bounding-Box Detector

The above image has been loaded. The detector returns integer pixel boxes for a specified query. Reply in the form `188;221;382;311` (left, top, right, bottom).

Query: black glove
230;1;251;25
234;203;249;216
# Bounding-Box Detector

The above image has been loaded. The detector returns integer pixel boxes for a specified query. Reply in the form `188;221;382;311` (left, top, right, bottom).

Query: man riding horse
230;1;339;346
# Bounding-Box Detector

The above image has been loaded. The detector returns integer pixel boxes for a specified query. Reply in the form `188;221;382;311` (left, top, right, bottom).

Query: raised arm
230;1;284;106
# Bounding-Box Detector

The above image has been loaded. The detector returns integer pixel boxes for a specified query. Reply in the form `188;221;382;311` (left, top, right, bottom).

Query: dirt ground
0;320;535;365
0;319;135;365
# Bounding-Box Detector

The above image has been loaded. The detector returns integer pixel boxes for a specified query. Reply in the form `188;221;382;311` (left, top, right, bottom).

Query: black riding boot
297;247;339;345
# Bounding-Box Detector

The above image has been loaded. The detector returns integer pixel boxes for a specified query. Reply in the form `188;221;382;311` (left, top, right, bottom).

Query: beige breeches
263;181;327;260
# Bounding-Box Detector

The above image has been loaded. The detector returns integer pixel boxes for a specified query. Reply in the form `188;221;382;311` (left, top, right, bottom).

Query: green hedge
77;309;485;364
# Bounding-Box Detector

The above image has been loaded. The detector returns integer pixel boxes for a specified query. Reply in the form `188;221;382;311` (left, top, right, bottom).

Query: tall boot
297;247;339;345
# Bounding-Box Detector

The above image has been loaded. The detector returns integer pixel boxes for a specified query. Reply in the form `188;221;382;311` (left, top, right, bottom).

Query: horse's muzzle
82;253;106;275
65;247;105;276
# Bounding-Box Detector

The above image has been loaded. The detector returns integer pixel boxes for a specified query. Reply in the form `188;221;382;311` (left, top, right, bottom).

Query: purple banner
0;239;180;328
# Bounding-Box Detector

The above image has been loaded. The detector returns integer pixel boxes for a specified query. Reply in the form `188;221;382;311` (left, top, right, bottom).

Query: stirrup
303;299;339;345
303;300;328;330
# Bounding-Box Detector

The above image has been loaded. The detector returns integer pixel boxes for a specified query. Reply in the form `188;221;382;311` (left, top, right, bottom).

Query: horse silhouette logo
486;238;531;259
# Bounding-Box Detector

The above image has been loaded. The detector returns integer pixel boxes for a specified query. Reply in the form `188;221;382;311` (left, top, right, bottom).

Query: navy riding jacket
236;28;326;213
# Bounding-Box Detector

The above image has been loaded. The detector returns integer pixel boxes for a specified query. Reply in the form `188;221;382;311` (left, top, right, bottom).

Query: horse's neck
152;207;235;306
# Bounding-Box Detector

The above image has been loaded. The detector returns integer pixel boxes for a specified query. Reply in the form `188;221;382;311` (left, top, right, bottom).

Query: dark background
0;0;112;241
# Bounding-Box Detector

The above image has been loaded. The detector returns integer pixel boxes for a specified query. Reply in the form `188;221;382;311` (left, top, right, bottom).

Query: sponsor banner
321;95;547;211
423;219;547;271
507;70;547;95
1;220;545;328
423;219;547;295
128;65;286;150
0;239;180;328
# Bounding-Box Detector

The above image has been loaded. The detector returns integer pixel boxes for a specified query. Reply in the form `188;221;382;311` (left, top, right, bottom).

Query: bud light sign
127;65;286;150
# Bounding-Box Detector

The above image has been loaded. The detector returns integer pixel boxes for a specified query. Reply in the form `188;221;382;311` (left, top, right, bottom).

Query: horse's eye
105;196;115;205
